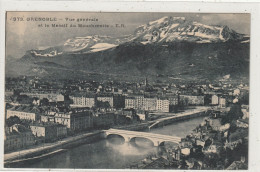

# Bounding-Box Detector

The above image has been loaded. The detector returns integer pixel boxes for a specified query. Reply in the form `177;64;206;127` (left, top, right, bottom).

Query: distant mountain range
6;16;250;82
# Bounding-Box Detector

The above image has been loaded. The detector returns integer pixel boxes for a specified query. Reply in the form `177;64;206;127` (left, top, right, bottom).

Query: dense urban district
4;75;249;170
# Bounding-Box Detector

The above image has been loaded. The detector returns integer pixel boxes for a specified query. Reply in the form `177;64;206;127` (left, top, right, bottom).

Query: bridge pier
101;132;108;139
153;141;160;147
151;139;163;147
124;136;131;143
103;129;181;147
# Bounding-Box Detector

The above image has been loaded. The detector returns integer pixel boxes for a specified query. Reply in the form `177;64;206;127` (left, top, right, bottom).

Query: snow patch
149;16;169;25
90;43;117;52
169;23;179;30
194;32;218;39
196;39;212;43
91;43;116;49
193;22;217;30
241;40;250;43
141;41;150;45
219;27;225;40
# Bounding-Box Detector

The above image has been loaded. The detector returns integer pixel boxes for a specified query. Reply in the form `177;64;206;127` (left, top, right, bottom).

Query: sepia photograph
3;11;250;170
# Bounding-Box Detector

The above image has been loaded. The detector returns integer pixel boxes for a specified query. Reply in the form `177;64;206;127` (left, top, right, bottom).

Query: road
4;130;102;163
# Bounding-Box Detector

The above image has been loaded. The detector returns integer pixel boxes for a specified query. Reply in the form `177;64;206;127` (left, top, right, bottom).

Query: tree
240;92;249;105
178;99;187;110
13;89;21;96
17;95;32;104
179;159;188;169
203;153;219;169
221;103;243;124
96;100;110;108
190;145;204;160
6;116;21;127
184;97;189;106
204;138;212;148
40;98;49;106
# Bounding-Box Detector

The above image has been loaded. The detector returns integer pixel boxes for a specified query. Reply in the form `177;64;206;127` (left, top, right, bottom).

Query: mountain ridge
6;16;250;82
26;16;248;57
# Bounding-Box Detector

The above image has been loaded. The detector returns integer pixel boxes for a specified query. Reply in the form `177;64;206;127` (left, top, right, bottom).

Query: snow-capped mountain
133;16;244;44
28;16;248;57
63;35;126;52
11;16;249;81
30;35;132;57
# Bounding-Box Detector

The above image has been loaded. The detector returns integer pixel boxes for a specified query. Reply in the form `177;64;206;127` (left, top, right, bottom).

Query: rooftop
8;106;42;114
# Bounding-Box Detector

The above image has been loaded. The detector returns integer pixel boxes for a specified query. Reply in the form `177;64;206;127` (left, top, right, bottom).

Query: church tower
144;77;148;86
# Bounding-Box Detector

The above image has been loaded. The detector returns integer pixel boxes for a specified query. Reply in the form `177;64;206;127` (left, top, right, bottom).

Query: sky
6;12;250;58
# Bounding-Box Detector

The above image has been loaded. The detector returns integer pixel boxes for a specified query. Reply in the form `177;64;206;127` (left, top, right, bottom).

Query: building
93;113;115;128
233;89;240;96
209;118;222;131
40;115;55;123
168;95;179;106
211;95;219;105
4;124;35;152
97;94;114;107
54;109;93;132
6;106;41;121
144;77;148;86
70;93;95;108
125;97;135;109
125;95;157;111
113;95;125;108
30;123;67;142
181;147;191;156
136;110;148;121
179;95;204;106
156;98;169;112
226;160;247;170
143;97;157;111
122;109;135;119
20;92;64;102
236;119;249;128
241;105;249;119
133;95;144;110
219;97;226;108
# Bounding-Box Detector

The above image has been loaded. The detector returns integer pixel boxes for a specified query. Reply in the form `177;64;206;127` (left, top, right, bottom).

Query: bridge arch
129;137;156;147
158;141;180;147
106;133;131;143
106;134;125;143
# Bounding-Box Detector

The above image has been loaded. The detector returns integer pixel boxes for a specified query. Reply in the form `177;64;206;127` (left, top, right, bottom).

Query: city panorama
4;12;250;170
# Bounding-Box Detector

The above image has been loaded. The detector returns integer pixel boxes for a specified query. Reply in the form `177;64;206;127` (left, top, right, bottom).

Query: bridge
148;106;211;129
103;129;181;146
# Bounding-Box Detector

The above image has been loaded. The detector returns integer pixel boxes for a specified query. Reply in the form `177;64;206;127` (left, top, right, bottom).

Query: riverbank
6;115;207;169
115;107;210;131
5;123;150;167
4;107;210;167
5;149;67;167
133;107;249;170
4;130;103;167
148;106;210;129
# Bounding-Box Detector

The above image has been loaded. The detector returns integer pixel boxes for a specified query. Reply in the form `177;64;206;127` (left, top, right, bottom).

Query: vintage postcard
2;10;252;170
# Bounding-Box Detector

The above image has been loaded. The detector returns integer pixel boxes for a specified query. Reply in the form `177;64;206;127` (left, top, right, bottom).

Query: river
17;116;205;169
